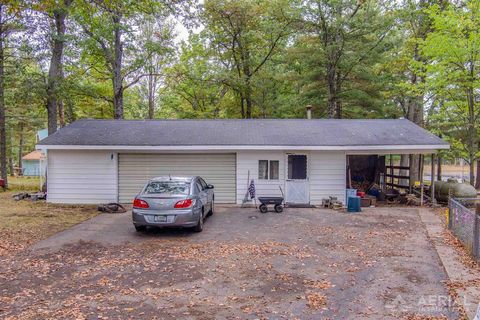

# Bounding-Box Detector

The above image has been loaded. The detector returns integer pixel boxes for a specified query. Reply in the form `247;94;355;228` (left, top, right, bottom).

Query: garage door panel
118;153;236;203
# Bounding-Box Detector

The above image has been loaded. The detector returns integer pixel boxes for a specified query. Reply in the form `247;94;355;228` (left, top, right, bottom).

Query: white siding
46;149;346;206
236;151;286;204
47;150;118;204
118;153;236;203
309;151;346;205
237;151;347;206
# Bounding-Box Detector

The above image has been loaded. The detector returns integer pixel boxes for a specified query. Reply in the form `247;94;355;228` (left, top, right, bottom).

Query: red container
0;179;4;188
357;191;366;198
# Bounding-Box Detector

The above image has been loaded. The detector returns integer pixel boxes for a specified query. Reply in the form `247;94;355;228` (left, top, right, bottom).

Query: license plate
154;215;167;222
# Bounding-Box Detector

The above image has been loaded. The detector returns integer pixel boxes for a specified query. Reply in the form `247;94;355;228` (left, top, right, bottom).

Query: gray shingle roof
37;119;448;147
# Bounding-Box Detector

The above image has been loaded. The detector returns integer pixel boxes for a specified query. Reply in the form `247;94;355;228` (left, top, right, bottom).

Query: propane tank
434;178;477;202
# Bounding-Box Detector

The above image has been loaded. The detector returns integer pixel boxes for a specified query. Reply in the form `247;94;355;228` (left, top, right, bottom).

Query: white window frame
258;160;279;180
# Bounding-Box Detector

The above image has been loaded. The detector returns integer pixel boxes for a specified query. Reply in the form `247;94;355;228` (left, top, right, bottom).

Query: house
21;151;44;176
36;119;449;205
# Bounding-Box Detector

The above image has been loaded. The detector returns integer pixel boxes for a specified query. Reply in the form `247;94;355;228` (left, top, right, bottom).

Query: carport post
431;154;436;205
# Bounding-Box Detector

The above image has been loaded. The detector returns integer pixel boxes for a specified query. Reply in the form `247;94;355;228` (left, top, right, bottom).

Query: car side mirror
206;184;214;189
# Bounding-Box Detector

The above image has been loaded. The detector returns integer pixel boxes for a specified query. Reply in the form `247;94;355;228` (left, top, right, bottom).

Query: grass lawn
6;176;42;191
0;177;98;256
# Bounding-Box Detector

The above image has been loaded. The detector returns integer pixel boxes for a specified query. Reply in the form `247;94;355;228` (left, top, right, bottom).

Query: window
269;160;279;180
288;155;307;179
195;181;204;193
258;160;279;180
199;178;208;190
259;160;269;180
144;181;190;195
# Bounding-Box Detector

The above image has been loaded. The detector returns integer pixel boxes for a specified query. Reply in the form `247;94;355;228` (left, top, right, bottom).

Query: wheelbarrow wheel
259;204;268;213
274;204;283;213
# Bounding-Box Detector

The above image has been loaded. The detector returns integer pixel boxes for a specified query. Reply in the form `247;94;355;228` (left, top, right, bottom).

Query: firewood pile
351;180;374;192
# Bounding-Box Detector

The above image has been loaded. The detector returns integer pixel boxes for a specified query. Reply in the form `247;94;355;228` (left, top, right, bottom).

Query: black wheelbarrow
258;197;284;213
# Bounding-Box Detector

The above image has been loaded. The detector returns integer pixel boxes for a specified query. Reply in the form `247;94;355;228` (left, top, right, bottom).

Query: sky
174;0;204;44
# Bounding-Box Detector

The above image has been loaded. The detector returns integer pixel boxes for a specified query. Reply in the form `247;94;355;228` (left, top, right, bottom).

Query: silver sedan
132;176;214;232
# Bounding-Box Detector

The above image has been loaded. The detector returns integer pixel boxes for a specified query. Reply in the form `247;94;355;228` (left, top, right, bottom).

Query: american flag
248;179;256;199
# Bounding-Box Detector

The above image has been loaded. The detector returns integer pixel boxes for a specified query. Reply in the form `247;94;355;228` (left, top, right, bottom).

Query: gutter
36;144;450;152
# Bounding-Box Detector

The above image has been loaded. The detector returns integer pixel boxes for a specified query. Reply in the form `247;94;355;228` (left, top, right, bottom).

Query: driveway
1;206;458;319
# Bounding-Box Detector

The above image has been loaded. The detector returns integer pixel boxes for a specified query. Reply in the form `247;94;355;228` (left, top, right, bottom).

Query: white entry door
285;154;309;204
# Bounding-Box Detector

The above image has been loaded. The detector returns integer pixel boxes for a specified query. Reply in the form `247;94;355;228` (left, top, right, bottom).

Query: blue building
21;129;49;177
22;151;43;176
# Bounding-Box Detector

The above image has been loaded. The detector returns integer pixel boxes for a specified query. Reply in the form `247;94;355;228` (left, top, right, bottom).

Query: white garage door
118;153;236;203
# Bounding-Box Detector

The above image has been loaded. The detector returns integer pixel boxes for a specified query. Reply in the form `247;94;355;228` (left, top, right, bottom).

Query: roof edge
36;144;450;151
54;118;414;122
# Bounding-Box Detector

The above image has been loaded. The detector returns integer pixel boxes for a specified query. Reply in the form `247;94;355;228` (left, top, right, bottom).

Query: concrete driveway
2;206;458;319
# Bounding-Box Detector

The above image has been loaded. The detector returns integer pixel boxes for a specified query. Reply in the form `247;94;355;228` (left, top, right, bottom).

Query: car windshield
144;181;190;195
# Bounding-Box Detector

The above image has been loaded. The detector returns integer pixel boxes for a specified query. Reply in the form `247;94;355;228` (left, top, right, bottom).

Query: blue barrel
347;196;361;213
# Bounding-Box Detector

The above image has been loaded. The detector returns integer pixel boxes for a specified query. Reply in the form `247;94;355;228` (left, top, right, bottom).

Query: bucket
347;196;361;213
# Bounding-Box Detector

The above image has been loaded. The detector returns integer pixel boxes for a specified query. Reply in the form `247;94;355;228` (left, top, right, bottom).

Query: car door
199;178;213;208
195;179;209;213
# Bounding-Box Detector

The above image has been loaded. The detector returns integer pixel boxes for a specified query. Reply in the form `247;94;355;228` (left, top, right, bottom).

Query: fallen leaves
442;229;480;270
303;279;334;290
306;292;327;310
402;314;448;320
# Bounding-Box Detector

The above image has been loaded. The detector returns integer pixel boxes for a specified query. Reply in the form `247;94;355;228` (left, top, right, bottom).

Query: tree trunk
437;154;442;181
407;94;423;182
242;45;252;119
0;5;7;189
475;160;480;190
58;99;65;127
399;155;409;187
147;73;154;119
467;84;476;186
245;83;252;119
335;70;342;119
112;14;124;119
46;1;71;134
18;123;23;175
58;68;65;127
66;98;75;123
409;153;422;186
406;48;424;185
326;62;336;119
239;92;245;118
469;160;475;187
475;160;480;189
8;155;13;176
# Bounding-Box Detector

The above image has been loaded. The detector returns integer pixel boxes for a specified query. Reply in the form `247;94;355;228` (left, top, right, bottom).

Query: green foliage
291;0;395;117
421;1;480;167
160;34;230;118
3;0;480;178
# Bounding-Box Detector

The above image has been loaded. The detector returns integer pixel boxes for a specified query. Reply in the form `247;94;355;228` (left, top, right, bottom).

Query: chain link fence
448;198;480;261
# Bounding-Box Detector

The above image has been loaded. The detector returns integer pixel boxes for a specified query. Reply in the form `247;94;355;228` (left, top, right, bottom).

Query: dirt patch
0;192;98;256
